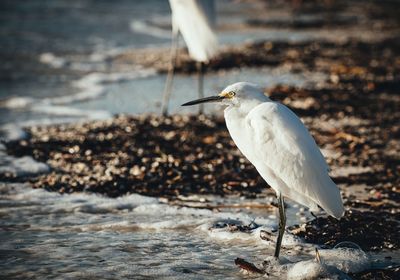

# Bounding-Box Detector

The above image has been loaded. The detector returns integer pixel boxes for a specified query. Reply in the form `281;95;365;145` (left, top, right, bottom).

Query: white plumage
169;0;218;62
223;82;344;218
182;82;345;258
162;0;219;115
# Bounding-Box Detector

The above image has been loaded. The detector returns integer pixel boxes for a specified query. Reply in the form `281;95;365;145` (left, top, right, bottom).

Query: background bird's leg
197;61;204;114
274;193;286;258
161;31;179;117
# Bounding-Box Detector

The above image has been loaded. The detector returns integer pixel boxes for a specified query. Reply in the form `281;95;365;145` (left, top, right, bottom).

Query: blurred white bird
182;82;344;258
162;0;218;116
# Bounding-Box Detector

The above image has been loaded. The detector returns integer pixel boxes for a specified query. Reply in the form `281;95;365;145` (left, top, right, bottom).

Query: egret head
181;82;269;108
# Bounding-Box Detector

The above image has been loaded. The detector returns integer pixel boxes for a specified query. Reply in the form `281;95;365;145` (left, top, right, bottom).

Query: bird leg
197;61;205;114
274;193;286;258
161;31;180;117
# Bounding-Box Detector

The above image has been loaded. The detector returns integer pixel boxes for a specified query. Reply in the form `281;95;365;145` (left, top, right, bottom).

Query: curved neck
230;98;266;116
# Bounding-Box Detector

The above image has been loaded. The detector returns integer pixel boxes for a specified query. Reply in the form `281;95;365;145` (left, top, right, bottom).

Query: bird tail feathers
315;177;345;219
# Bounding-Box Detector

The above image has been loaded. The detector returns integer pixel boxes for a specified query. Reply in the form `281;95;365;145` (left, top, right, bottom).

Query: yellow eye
227;91;236;98
220;91;236;99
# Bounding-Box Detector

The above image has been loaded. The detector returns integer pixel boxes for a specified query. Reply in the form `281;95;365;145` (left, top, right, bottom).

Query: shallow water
3;180;397;279
73;67;327;115
1;0;343;126
0;183;300;279
2;183;389;279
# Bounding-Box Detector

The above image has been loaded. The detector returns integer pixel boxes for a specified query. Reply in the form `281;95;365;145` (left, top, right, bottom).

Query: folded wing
247;102;344;218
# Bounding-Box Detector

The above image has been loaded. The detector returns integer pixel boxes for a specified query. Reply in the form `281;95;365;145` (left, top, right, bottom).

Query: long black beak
181;95;224;106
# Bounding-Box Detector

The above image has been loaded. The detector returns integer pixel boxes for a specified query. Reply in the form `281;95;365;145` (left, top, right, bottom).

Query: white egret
182;82;344;258
162;0;218;116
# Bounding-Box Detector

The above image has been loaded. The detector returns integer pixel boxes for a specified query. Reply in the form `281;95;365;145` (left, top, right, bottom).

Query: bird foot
262;255;281;266
261;255;292;276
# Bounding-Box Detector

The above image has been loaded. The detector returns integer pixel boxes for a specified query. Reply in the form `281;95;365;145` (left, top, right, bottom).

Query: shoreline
1;0;399;278
2;109;399;250
1;112;399;279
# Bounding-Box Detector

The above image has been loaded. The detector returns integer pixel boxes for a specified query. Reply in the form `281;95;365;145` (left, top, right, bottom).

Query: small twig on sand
315;248;322;264
260;229;275;242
